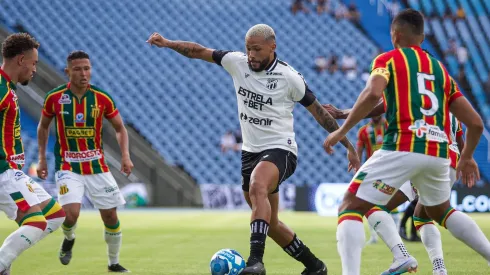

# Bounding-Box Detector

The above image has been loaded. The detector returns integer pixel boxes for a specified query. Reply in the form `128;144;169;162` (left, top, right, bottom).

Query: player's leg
243;192;327;274
0;170;48;272
413;202;446;274
240;149;297;274
33;181;66;238
365;189;409;249
55;171;85;265
85;172;127;272
337;150;417;275
416;165;490;264
399;199;417;241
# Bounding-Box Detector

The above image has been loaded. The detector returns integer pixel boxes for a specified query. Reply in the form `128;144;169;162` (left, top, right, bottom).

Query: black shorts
241;148;297;194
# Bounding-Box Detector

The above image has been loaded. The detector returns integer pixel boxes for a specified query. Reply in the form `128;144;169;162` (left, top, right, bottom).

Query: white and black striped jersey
213;50;316;155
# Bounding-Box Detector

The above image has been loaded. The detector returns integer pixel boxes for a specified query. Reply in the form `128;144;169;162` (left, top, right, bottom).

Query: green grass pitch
1;210;489;275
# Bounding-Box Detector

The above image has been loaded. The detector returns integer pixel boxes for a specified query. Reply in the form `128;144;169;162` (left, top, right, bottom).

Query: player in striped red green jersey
324;9;490;275
37;51;133;273
357;116;388;161
0;33;66;275
327;100;466;274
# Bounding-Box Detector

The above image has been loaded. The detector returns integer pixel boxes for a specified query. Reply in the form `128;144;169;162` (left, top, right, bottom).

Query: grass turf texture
1;210;489;275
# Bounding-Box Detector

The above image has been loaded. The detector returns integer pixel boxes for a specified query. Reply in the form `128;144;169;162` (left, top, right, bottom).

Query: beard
248;57;271;72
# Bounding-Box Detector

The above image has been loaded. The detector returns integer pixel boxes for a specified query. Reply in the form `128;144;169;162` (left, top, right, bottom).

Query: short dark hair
67;50;90;63
2;33;40;59
392;9;425;36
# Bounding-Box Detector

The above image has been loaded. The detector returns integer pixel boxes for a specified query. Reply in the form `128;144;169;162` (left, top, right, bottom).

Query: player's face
17;48;38;86
245;36;276;72
66;58;91;88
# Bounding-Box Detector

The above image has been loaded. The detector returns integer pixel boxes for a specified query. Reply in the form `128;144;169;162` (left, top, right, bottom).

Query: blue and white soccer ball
209;248;246;275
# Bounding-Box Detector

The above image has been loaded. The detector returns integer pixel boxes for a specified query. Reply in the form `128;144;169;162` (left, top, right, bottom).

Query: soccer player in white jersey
147;24;360;275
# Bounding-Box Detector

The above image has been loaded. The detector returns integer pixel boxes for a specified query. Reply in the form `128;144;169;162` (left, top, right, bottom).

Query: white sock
62;223;76;241
367;210;410;260
0;225;45;270
41;217;65;239
444;210;490;261
104;221;122;266
337;219;365;275
419;223;445;271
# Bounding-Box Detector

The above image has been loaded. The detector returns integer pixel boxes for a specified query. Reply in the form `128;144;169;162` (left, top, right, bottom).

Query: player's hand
146;32;170;48
323;129;345;154
37;159;48;180
322;104;344;119
456;157;480;188
121;156;134;177
347;149;360;173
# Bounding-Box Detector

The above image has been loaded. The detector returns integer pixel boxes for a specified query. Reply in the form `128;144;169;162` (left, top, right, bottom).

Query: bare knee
100;208;118;225
423;201;451;222
249;180;270;201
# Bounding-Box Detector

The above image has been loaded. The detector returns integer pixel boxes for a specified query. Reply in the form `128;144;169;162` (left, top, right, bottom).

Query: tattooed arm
306;100;356;152
147;32;215;63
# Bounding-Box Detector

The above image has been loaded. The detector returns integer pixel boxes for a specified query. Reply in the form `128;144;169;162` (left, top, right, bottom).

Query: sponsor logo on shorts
65;127;95;138
64;149;102;163
104;185;119;193
57;172;69;179
59;184;69;195
373;180;395;195
408;120;448;143
10;153;25;165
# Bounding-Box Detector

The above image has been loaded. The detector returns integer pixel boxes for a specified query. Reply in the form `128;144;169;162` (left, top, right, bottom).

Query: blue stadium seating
12;0;489;186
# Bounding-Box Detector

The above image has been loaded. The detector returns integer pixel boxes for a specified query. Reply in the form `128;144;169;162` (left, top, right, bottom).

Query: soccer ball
209;249;246;275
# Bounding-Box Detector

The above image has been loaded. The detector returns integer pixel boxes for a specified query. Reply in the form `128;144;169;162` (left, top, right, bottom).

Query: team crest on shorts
59;184;69;195
372;180;395;195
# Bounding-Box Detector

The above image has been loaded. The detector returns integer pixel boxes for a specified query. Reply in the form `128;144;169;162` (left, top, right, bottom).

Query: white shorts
398;167;458;202
0;169;51;220
349;150;451;207
55;171;125;209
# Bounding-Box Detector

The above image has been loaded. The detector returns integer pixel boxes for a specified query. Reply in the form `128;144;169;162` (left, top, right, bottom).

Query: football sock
249;219;269;264
41;199;65;238
0;212;46;270
441;208;490;261
62;222;76;241
366;208;410;260
283;234;321;270
415;217;445;271
337;211;364;275
104;220;123;265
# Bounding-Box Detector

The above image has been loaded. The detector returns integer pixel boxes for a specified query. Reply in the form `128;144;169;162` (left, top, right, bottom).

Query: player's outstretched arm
306;100;360;172
323;98;385;119
37;114;53;179
146;32;215;63
108;114;134;176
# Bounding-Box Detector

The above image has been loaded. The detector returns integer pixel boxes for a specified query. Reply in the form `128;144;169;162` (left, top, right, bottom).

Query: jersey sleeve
41;94;55;117
456;121;464;138
369;52;392;83
103;93;119;119
212;50;246;75
289;71;316;107
448;76;464;106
